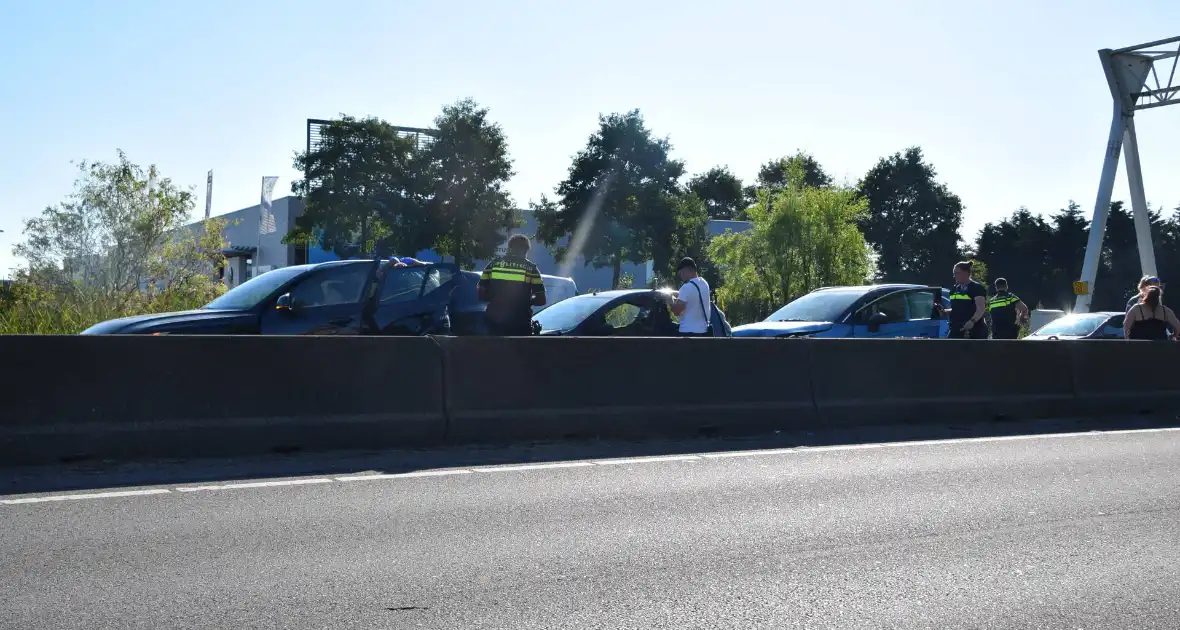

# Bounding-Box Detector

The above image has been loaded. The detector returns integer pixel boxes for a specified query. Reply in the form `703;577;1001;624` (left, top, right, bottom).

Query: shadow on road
3;414;1178;496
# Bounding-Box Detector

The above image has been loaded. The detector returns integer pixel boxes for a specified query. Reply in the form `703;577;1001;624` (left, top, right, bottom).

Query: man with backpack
671;257;730;337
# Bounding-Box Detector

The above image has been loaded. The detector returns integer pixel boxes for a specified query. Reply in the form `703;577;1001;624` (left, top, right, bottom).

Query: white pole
1075;101;1125;314
205;170;213;219
1122;117;1157;277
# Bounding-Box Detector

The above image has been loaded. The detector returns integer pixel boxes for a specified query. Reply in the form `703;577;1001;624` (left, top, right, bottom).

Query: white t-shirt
677;277;711;334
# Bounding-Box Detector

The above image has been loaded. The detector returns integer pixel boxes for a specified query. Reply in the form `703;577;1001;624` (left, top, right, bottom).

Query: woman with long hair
1123;286;1180;340
1127;275;1163;312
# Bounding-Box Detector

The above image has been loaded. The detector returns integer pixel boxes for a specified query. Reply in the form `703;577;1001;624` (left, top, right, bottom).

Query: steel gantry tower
1075;36;1180;313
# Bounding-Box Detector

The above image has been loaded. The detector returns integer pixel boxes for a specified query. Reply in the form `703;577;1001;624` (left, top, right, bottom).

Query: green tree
534;110;685;288
709;184;871;324
1043;201;1089;310
687;166;746;220
757;151;833;189
4;152;227;334
858;147;964;285
421;98;519;267
973;208;1054;308
287;115;425;259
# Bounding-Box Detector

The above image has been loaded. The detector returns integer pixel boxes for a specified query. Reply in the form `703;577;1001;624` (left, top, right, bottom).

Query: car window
1032;314;1108;337
289;264;370;308
765;289;863;323
905;290;939;321
860;292;909;323
420;267;453;298
380;267;427;304
204;265;309;310
532;295;612;332
604;303;643;329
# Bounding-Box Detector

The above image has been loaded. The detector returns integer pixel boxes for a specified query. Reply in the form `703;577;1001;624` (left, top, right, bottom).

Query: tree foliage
755;151;832;190
3;152;227;333
421;98;518;267
709;183;871;324
288;115;424;259
534;110;685;288
858;147;964;285
973;200;1180;313
288;101;518;266
687;166;746;220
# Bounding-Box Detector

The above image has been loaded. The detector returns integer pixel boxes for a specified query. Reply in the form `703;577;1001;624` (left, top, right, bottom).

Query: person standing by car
988;278;1028;340
478;234;546;335
671;257;711;337
1123;286;1180;341
947;261;988;339
1127;275;1163;312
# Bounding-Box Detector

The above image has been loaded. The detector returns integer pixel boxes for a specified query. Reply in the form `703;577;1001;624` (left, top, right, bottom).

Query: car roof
810;283;932;294
579;289;658;298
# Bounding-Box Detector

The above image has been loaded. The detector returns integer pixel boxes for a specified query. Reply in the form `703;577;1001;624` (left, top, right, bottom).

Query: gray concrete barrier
0;335;446;466
1069;340;1180;415
4;335;1178;467
808;338;1081;424
435;336;815;443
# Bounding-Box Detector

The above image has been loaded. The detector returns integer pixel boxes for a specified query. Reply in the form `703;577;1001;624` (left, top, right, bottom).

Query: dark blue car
82;259;470;336
732;284;951;338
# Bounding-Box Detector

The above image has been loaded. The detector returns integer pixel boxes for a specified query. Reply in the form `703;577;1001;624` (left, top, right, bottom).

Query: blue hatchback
732;284;951;338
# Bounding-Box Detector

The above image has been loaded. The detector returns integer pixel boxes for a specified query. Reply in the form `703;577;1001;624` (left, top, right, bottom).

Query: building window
294;242;308;266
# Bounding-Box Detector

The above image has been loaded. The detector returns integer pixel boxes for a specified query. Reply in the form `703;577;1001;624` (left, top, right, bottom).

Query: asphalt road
4;428;1180;629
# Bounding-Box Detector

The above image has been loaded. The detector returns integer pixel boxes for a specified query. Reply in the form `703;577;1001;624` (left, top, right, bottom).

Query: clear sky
1;0;1178;276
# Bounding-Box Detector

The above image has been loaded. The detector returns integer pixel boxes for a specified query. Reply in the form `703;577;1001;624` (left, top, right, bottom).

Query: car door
1096;314;1126;339
370;263;460;335
904;288;946;338
851;289;941;338
260;262;376;335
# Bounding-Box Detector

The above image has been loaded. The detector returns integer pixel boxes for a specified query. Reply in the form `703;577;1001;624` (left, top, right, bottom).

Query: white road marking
593;455;702;465
4;426;1179;506
336;470;473;481
174;478;334;492
475;462;596;473
0;488;171;505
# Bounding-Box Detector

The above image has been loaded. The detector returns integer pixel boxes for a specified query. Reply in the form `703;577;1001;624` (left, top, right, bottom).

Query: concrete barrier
435;336;815;443
809;338;1081;425
4;335;1179;467
0;335;446;466
1069;340;1180;415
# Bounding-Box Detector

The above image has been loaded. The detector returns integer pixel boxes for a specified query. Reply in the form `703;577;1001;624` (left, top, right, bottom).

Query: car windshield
203;266;309;310
1031;314;1109;337
532;295;612;331
765;289;864;323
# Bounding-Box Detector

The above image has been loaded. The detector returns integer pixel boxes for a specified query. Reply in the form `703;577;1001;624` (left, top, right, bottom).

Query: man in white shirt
671;257;712;336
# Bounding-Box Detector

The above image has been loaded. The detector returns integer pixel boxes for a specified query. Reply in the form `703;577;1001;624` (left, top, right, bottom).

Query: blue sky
1;0;1178;276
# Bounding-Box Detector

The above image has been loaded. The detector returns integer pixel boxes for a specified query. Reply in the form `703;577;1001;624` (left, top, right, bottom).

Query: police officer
987;278;1028;340
947;261;988;339
478;234;546;335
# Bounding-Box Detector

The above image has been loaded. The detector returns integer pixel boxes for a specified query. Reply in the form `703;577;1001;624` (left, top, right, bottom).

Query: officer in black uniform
478;234;546;335
987;278;1028;340
947;261;989;339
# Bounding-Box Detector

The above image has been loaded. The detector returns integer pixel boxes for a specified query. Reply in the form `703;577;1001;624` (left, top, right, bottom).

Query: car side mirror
275;293;296;313
867;311;889;333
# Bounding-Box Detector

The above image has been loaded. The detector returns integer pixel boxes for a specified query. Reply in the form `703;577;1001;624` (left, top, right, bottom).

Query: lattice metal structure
1076;36;1180;313
305;118;436;157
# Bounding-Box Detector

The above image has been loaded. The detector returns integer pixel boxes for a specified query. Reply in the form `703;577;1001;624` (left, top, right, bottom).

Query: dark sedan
532;289;681;336
82;259;468;336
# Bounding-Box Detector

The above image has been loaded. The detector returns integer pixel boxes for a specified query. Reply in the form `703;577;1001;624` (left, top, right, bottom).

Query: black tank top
1129;305;1170;341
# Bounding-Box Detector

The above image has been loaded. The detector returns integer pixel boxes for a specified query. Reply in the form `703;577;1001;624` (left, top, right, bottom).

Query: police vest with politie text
948;279;989;338
478;251;546;334
987;291;1021;331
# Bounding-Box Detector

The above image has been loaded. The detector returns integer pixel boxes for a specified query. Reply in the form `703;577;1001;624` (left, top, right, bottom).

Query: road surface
4;428;1180;629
